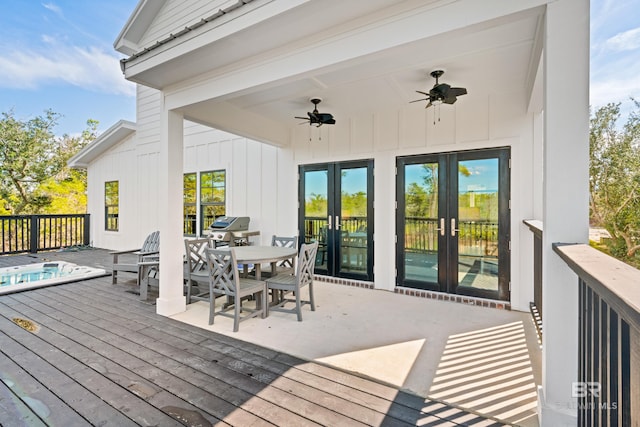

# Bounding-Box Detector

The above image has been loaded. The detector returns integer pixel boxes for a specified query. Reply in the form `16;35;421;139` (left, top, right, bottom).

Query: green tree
405;163;470;218
305;193;328;217
341;191;367;216
406;182;429;217
0;110;96;214
590;101;640;261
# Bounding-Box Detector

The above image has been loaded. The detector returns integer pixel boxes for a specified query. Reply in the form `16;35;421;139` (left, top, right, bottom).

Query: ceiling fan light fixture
409;70;467;112
294;98;336;128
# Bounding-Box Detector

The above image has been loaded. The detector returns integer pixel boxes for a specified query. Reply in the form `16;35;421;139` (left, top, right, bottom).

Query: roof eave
114;0;168;55
68;120;137;169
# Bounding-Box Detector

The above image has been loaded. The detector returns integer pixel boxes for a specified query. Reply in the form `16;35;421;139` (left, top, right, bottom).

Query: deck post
83;214;91;246
539;0;590;424
156;105;187;316
30;215;39;253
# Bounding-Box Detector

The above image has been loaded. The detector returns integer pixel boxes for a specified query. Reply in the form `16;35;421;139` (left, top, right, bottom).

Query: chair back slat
206;248;239;295
185;238;210;274
296;242;318;288
141;231;160;252
271;235;298;267
271;235;297;248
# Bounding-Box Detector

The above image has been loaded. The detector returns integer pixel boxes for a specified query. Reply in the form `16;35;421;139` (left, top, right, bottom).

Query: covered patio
65;0;596;424
0;249;539;426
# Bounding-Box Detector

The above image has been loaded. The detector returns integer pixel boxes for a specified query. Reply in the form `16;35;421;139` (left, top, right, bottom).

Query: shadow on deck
0;248;534;426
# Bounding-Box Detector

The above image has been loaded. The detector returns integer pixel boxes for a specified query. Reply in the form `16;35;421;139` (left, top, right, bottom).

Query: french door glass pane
339;167;368;273
404;163;439;284
456;158;499;292
303;170;328;270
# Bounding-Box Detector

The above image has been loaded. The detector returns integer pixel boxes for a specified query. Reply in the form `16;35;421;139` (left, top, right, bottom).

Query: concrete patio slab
171;281;542;426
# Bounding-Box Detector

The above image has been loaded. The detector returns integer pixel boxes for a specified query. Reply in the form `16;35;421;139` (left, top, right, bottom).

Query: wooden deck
0;249;508;426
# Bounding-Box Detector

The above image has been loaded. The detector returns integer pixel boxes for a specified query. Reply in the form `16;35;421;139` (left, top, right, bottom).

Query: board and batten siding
88;85;295;251
86;132;137;250
182;121;296;242
88;83;538;310
289;87;538;311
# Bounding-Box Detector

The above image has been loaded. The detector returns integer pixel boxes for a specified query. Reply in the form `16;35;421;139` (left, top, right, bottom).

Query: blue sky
0;0;639;136
0;0;137;136
590;0;640;120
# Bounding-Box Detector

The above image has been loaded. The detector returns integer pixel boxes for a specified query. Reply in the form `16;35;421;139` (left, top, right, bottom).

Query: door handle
451;218;460;237
327;215;332;230
436;218;445;236
335;215;341;230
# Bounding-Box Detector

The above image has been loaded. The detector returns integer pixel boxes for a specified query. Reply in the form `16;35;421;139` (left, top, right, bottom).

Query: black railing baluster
600;300;608;426
8;218;13;252
621;320;630;427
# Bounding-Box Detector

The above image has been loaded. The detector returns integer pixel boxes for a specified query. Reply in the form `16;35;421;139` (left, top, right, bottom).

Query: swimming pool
0;261;107;295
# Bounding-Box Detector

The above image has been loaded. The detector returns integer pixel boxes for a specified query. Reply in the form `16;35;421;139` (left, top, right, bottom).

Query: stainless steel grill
207;216;253;246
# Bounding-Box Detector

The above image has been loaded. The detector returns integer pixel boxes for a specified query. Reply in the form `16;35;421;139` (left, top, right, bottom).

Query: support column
540;0;589;425
156;103;186;316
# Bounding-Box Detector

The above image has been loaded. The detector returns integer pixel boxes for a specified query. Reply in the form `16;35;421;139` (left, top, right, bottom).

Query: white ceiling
124;0;545;139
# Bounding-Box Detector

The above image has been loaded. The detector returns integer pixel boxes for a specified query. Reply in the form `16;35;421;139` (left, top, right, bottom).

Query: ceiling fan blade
412;73;466;110
324;118;336;125
431;83;451;97
317;113;334;121
294;116;309;120
448;87;467;97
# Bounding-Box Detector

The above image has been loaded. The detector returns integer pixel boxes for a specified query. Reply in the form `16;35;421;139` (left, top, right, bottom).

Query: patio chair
138;259;159;301
111;231;160;285
206;247;267;332
265;241;318;321
269;235;298;276
184;237;212;304
317;226;328;265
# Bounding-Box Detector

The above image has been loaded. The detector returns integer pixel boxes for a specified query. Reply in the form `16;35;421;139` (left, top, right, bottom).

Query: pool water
0;261;107;295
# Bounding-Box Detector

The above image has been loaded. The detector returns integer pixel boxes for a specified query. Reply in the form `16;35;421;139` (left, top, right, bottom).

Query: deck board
0;249;506;426
24;284;373;426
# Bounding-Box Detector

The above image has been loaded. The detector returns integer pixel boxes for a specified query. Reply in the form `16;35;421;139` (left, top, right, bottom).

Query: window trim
199;169;226;235
104;181;119;232
183;172;197;236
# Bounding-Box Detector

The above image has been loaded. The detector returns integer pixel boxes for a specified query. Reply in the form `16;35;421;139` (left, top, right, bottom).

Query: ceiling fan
410;70;468;108
295;98;336;127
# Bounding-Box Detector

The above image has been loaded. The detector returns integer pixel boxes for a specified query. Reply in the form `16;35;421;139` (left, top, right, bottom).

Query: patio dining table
231;245;297;280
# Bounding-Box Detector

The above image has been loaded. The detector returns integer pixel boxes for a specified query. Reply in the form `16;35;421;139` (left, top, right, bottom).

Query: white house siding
88;84;535;312
182;121;296;243
290;89;536;312
136;85;161;148
139;0;240;47
86;85;162;250
88;85;295;251
86;132;138;250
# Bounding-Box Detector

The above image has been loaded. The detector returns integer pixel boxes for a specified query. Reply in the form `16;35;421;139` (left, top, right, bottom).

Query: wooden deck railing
554;243;639;426
304;216;498;255
0;214;90;255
